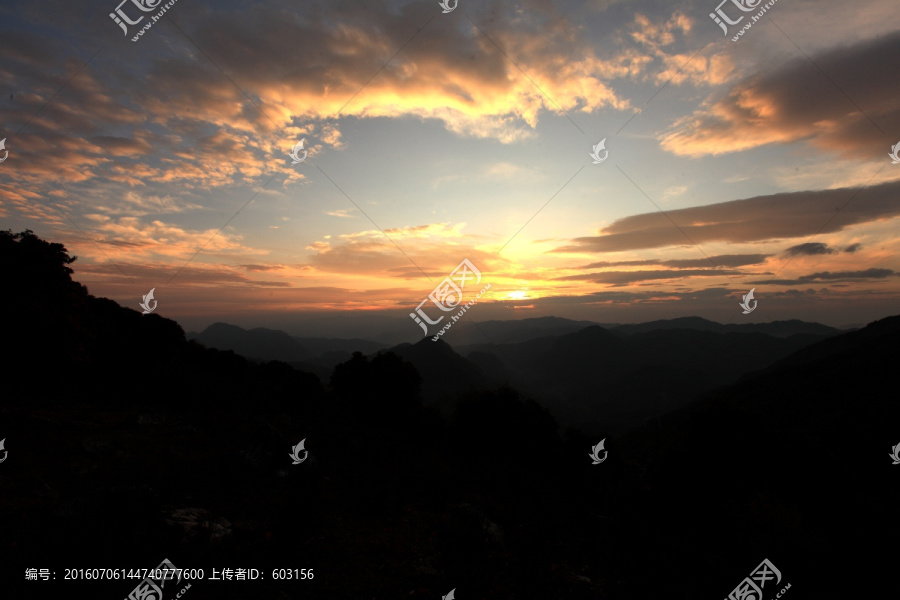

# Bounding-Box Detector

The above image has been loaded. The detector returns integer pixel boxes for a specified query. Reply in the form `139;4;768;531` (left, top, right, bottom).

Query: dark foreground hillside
1;230;896;599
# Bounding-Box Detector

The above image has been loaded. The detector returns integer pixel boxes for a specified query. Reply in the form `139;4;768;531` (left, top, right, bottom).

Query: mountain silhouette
456;322;837;432
189;322;314;362
384;337;490;410
614;312;900;598
291;335;386;357
612;315;841;337
178;315;841;435
3;229;893;598
427;315;604;345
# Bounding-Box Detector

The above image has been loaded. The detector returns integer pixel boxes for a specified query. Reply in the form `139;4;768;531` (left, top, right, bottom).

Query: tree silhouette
2;229;92;381
330;350;422;422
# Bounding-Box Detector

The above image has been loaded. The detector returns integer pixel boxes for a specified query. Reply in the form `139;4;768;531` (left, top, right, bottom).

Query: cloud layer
553;180;900;253
661;30;900;159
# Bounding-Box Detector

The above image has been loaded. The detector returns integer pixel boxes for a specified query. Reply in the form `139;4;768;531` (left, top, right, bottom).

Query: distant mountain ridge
613;313;900;599
428;316;603;345
449;321;840;432
744;312;900;376
189;316;842;359
611;316;841;337
382;338;490;412
187;317;843;432
187;323;389;367
408;315;842;345
187;322;313;363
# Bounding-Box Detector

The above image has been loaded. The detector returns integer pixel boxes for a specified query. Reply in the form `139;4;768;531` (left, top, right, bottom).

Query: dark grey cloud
663;254;769;268
580;259;657;269
663;29;900;159
552;180;900;253
555;269;743;286
580;253;770;270
784;243;835;257
752;268;896;286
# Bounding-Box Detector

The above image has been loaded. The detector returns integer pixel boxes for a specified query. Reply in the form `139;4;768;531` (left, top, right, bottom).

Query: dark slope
615;315;900;598
189;322;314;363
457;323;834;432
428;315;603;345
384;338;490;410
613;316;840;337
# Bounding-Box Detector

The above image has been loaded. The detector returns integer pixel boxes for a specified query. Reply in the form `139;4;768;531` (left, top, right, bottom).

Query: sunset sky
2;0;899;338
